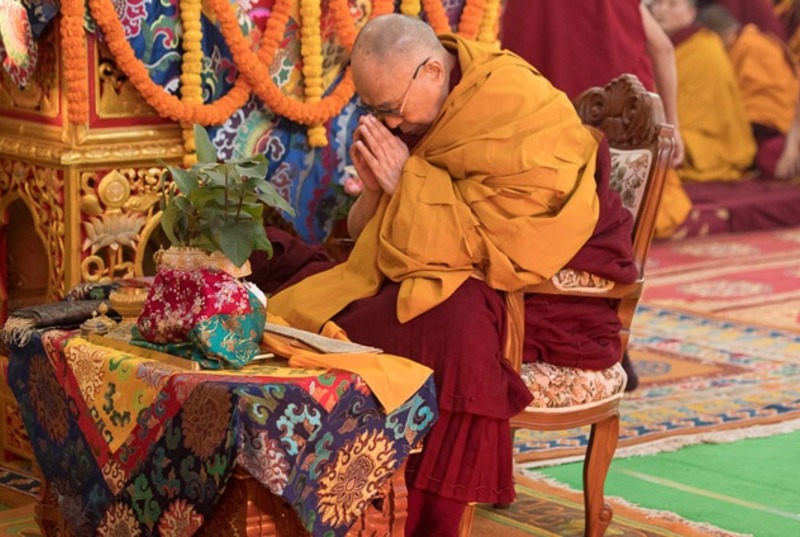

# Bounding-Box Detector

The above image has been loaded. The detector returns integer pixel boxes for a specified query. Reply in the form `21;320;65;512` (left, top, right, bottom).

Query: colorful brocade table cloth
7;330;438;536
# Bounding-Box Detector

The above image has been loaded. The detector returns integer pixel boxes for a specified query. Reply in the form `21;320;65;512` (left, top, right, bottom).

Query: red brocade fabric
500;0;655;99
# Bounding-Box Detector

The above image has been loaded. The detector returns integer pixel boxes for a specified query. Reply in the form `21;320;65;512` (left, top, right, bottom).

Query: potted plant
131;125;295;369
157;124;295;273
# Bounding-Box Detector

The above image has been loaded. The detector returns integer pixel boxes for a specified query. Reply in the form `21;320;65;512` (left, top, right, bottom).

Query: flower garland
422;0;491;41
456;0;486;39
207;0;353;125
400;0;421;17
62;0;89;124
180;0;205;164
370;0;396;18
77;0;487;146
86;0;251;125
477;0;501;44
300;0;327;146
421;0;451;35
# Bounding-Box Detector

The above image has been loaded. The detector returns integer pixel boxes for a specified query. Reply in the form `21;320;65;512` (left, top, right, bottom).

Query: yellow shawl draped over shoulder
268;35;600;332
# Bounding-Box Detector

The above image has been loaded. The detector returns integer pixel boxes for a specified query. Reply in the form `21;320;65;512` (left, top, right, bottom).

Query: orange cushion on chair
519;362;627;409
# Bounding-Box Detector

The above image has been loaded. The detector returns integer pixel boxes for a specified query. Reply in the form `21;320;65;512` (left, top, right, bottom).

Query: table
7;330;438;536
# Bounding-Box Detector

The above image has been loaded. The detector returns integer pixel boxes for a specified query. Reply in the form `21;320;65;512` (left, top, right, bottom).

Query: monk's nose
383;116;403;130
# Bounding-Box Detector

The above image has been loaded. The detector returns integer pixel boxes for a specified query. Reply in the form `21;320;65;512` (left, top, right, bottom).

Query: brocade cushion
520;361;627;409
609;148;652;217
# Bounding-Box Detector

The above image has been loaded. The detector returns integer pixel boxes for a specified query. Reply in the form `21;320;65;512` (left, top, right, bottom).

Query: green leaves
194;124;218;164
158;124;296;268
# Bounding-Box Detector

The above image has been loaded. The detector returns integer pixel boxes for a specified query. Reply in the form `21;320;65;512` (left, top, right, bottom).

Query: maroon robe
500;0;655;99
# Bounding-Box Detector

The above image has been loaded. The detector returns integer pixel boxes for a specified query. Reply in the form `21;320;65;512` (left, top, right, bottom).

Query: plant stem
236;183;244;222
224;166;229;223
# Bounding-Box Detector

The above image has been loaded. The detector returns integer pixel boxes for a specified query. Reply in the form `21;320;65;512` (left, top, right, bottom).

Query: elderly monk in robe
264;14;638;536
699;4;800;180
500;0;692;244
651;0;757;182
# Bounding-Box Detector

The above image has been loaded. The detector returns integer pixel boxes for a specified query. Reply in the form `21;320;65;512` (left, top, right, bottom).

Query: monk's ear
424;58;446;84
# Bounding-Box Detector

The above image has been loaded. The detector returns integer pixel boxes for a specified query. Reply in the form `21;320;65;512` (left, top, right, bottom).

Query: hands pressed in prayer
350;114;410;196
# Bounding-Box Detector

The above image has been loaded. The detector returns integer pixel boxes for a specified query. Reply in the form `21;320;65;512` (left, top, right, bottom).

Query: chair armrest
522;270;644;300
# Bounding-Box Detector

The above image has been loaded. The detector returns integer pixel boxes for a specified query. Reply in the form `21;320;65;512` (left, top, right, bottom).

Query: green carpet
537;430;800;537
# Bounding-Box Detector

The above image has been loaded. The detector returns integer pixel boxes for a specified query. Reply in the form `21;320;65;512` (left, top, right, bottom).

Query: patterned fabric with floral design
134;267;266;369
520;361;627;409
0;0;38;87
609;148;653;218
8;330;437;536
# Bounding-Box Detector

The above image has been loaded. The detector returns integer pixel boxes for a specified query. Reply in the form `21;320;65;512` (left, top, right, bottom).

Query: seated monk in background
651;0;757;182
699;4;800;180
260;14;637;536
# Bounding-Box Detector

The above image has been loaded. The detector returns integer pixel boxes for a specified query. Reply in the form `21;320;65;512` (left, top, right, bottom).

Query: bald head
350;14;455;132
352;14;445;70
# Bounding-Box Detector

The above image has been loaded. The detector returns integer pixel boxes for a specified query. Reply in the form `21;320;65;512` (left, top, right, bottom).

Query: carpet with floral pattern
643;227;800;331
515;228;800;465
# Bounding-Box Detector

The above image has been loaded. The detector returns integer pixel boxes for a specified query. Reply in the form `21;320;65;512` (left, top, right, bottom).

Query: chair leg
458;503;476;537
582;414;619;537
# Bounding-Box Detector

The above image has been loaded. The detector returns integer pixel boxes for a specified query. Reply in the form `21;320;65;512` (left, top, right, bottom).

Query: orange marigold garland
328;0;358;49
477;0;501;43
457;0;486;40
206;0;356;125
370;0;396;18
180;0;205;164
422;0;487;40
299;0;327;146
81;0;420;137
400;0;421;17
421;0;451;34
86;0;250;125
62;0;89;124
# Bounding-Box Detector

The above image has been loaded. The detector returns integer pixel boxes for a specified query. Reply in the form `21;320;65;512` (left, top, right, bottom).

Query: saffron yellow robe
269;35;601;332
730;24;800;134
675;28;756;181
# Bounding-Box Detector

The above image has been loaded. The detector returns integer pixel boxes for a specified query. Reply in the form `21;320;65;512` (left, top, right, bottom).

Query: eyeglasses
356;57;432;120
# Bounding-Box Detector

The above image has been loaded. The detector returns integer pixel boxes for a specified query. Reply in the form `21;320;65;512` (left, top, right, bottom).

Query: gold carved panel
0;158;65;301
0;24;59;118
79;167;168;281
95;40;158;119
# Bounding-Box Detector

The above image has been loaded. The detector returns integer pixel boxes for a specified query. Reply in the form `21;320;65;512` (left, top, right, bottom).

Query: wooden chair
459;74;674;537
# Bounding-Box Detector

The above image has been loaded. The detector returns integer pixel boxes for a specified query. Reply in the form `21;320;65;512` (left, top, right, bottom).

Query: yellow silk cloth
261;315;433;413
730;24;800;134
655;169;693;239
269;34;600;330
675;29;756;182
